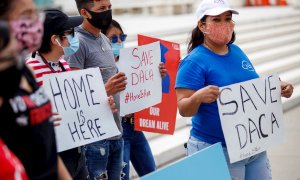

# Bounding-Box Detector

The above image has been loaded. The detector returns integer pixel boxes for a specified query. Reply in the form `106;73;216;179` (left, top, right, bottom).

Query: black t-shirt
0;66;58;180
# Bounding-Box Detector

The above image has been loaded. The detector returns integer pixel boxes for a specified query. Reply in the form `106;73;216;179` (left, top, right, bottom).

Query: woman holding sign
175;0;294;179
102;19;167;180
26;9;91;180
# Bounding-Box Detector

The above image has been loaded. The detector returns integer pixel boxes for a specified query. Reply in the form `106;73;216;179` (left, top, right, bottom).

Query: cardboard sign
118;41;162;116
217;74;284;163
141;143;231;180
134;35;180;135
42;68;120;152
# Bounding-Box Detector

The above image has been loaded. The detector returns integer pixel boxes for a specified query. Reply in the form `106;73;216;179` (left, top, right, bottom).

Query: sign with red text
134;35;180;134
118;41;162;116
42;68;121;152
217;74;284;163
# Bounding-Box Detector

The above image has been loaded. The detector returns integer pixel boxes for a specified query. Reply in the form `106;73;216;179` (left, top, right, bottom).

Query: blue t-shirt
175;44;259;146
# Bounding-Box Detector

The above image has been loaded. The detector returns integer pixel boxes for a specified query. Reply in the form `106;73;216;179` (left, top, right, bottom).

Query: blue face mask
112;42;124;57
56;33;79;56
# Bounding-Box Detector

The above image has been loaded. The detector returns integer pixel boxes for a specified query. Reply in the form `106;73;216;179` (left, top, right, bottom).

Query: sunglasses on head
110;34;127;43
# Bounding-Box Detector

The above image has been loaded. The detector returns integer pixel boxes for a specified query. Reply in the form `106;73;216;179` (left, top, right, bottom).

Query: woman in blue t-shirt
175;0;294;179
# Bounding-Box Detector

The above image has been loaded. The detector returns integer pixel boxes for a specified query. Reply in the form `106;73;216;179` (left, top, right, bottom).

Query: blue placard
141;143;231;180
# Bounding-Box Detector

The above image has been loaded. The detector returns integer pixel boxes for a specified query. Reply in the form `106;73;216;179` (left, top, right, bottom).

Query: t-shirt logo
9;87;52;127
241;60;254;71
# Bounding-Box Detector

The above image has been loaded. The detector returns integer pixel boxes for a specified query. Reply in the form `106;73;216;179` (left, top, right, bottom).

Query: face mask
86;9;112;30
204;22;234;45
112;42;124;58
56;33;79;56
0;58;24;98
10;18;44;53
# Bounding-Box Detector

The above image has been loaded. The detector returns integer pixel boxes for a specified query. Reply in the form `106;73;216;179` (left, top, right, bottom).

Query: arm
176;85;220;117
57;156;72;180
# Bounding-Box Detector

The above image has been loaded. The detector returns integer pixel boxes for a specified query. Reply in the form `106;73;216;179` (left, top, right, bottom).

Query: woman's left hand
159;62;167;78
52;112;62;127
280;81;294;98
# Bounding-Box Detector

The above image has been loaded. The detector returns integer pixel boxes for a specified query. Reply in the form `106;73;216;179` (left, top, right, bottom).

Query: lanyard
39;54;67;73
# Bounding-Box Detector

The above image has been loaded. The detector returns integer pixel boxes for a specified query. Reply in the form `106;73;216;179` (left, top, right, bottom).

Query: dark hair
0;0;15;20
75;0;94;13
102;19;124;36
0;21;10;52
187;16;236;53
38;33;65;54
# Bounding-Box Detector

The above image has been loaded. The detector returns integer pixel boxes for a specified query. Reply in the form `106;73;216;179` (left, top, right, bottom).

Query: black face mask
86;9;112;30
0;60;24;98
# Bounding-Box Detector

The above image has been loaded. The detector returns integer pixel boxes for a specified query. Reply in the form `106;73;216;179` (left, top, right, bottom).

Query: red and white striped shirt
26;54;71;86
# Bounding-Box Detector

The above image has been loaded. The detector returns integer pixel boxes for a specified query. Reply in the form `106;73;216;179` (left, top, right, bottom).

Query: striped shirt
26;53;71;86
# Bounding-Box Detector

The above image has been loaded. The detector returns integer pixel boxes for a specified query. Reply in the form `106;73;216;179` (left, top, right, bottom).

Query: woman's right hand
195;85;220;103
176;85;220;117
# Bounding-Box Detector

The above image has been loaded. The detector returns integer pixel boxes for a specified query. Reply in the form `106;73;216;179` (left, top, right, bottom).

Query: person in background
26;9;90;180
102;19;166;180
0;0;71;179
0;20;28;180
175;0;294;179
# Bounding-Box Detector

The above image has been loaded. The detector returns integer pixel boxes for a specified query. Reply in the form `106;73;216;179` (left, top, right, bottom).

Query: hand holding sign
196;85;220;104
52;112;62;127
280;81;294;98
108;95;117;113
105;72;127;96
159;62;167;78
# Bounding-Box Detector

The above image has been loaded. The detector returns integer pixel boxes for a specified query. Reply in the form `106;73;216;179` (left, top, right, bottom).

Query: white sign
42;68;120;152
118;41;162;116
217;74;284;163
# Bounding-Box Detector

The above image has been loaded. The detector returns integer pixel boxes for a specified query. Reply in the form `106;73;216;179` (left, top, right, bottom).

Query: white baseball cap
196;0;239;21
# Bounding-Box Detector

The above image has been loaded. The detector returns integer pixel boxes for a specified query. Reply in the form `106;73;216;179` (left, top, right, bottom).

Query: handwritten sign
42;68;120;152
118;41;162;116
217;74;284;163
134;35;180;134
141;143;231;180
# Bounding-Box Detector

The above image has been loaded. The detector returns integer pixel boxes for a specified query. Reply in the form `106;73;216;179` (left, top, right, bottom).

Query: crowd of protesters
0;0;294;179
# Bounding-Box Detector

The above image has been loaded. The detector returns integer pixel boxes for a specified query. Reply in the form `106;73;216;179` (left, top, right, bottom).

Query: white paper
118;41;162;116
42;68;120;152
217;74;284;163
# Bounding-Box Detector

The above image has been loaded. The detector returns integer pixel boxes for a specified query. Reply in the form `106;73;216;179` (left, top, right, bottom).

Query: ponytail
187;16;207;53
187;26;204;53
